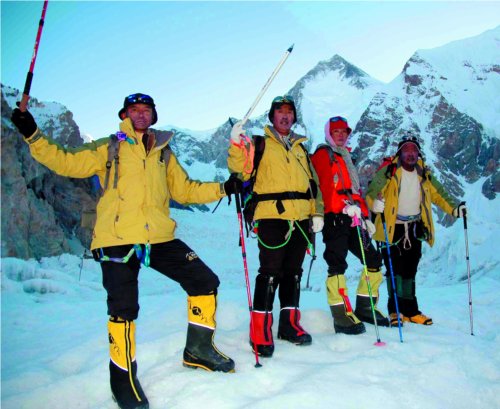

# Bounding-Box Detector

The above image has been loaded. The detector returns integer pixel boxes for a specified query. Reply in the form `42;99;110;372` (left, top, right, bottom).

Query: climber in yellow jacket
11;93;241;409
228;95;324;358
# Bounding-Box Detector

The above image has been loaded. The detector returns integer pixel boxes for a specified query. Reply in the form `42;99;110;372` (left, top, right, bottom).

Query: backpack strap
103;134;120;194
252;135;266;177
314;143;339;165
160;145;172;169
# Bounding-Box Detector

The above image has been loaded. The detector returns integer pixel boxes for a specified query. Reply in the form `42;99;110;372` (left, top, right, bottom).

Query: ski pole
380;213;403;343
240;44;294;127
353;214;385;347
19;0;49;112
232;174;262;367
460;202;474;336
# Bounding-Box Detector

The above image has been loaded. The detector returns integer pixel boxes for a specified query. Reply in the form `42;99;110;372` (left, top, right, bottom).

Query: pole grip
20;72;34;112
231;173;243;214
460;201;467;229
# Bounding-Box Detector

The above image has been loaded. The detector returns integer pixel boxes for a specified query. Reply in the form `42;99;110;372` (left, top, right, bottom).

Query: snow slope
2;203;499;409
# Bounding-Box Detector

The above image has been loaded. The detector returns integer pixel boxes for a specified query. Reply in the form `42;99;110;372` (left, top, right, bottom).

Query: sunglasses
329;116;348;123
402;134;419;142
272;95;295;104
125;93;154;105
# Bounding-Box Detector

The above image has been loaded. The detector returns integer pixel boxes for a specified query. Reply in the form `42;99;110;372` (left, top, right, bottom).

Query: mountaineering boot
108;317;149;409
277;274;311;345
277;307;312;345
326;274;365;335
389;313;404;327
403;313;433;325
183;294;235;372
354;269;390;327
250;274;277;357
250;310;275;357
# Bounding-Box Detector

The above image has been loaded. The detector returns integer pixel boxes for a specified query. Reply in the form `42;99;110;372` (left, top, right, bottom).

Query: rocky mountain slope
2;27;498;259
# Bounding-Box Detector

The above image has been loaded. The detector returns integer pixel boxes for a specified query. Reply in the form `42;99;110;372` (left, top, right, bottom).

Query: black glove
11;108;38;138
223;175;243;196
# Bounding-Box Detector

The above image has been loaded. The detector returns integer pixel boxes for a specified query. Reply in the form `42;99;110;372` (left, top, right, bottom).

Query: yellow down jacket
227;125;323;221
366;157;457;247
24;118;226;250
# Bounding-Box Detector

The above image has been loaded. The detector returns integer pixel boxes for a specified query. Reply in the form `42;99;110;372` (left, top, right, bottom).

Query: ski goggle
125;93;155;106
272;95;295;104
401;134;419;143
329;116;348;123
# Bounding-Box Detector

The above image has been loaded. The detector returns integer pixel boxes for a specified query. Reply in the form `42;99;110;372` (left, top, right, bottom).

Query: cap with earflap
396;134;422;156
328;116;352;135
268;95;297;124
118;93;158;125
325;116;352;146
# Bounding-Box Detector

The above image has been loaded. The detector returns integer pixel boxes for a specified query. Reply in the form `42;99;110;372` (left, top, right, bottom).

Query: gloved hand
452;202;467;218
343;203;362;220
223;176;243;196
11;108;38;138
372;198;385;214
230;121;245;144
311;216;324;233
364;219;377;237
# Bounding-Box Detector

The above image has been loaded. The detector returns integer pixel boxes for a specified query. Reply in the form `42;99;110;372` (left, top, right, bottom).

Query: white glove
372;198;385;214
230;121;245;144
343;204;362;220
453;203;467;218
311;216;324;233
364;219;376;237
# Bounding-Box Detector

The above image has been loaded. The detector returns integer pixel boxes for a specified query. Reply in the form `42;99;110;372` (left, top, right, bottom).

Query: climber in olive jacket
11;93;240;409
366;136;464;327
366;155;456;247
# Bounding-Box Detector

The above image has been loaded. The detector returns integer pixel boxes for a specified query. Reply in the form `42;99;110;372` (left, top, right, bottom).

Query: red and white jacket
311;146;369;217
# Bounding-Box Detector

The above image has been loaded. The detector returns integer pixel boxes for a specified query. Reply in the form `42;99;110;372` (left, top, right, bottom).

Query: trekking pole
232;175;262;368
380;213;404;343
460;202;474;336
353;214;386;347
240;44;294;127
19;0;49;112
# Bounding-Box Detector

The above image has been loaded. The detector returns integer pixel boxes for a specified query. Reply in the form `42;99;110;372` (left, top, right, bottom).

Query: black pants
381;222;423;316
253;219;310;310
96;240;220;321
322;213;382;275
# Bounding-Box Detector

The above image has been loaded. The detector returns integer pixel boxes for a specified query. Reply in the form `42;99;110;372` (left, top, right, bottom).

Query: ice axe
239;44;294;127
19;0;49;112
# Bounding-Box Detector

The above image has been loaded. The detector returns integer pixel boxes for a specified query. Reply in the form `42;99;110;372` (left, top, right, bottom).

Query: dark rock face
1;87;95;259
352;51;499;205
2;32;498;259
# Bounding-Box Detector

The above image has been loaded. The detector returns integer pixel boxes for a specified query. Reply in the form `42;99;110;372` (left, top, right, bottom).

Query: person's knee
108;303;139;321
184;271;220;296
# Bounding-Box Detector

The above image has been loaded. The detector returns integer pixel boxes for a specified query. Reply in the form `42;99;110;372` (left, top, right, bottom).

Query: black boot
108;317;149;409
183;323;235;372
277;307;312;345
110;361;149;409
183;294;235;372
355;295;390;327
330;305;366;335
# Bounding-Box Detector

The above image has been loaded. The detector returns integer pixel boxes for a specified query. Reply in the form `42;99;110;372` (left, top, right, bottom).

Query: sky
1;1;500;139
2;200;499;408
